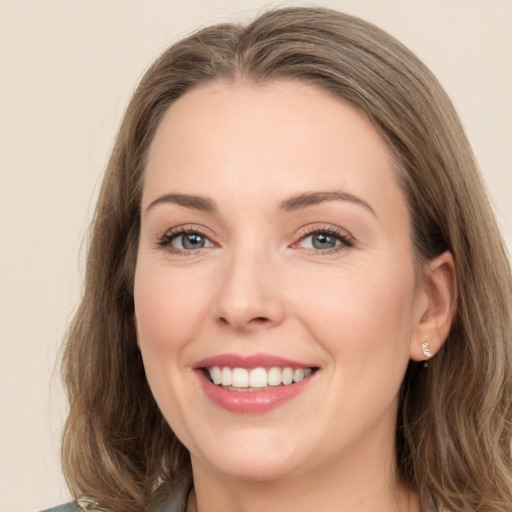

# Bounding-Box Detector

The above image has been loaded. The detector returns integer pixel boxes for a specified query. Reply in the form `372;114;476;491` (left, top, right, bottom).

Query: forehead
143;80;406;222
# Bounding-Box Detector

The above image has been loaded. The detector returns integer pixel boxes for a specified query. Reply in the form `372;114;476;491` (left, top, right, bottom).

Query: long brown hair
61;7;512;511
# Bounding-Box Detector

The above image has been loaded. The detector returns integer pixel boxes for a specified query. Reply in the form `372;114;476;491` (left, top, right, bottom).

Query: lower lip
198;371;315;414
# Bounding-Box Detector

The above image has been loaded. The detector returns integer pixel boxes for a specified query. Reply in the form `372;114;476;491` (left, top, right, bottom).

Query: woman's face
134;81;429;482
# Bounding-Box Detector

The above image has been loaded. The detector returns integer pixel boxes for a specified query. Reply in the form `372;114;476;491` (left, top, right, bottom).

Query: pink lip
193;353;318;414
197;372;315;414
193;353;312;370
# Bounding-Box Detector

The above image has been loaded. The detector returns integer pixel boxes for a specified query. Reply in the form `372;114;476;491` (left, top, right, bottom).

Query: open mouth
203;366;318;391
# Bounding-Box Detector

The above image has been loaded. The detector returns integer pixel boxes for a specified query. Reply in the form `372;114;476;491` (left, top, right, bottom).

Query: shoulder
39;505;81;512
37;499;182;512
38;503;103;512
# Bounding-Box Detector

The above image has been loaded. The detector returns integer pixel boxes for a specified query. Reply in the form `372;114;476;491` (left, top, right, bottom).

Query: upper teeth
207;366;313;388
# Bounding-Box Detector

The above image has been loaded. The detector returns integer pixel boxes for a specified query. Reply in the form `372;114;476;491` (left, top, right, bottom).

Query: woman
47;6;512;512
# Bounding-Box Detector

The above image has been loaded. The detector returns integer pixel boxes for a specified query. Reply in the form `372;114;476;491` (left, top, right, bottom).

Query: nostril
246;316;272;326
218;315;269;323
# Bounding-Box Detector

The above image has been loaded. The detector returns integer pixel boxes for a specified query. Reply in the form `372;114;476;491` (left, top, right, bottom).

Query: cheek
291;261;417;358
133;263;212;437
133;264;211;354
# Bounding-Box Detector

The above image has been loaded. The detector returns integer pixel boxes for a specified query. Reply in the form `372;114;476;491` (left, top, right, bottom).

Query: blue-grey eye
300;232;343;250
311;233;338;249
172;233;207;250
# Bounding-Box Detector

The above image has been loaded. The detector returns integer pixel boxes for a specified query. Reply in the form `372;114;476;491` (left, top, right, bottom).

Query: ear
409;251;457;362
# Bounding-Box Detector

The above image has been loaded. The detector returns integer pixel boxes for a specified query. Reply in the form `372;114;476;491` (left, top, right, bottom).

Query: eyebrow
279;191;376;216
146;193;217;213
145;190;375;216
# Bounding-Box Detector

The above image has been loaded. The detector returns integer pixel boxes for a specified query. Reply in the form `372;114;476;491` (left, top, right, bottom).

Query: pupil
183;234;204;249
313;233;336;249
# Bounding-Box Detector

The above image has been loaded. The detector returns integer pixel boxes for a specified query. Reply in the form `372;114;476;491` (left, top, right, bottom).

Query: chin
201;455;303;482
190;431;311;481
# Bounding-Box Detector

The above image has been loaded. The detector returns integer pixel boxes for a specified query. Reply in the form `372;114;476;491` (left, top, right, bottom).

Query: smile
206;366;314;389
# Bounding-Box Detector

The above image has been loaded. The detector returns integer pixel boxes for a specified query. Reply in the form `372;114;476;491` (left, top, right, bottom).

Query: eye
295;228;353;252
157;228;215;253
173;232;208;250
301;232;339;250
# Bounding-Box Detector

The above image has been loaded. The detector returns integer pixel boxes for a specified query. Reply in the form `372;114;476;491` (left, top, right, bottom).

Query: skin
134;81;455;512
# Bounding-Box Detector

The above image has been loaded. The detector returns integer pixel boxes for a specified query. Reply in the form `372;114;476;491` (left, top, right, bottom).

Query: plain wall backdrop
1;1;510;510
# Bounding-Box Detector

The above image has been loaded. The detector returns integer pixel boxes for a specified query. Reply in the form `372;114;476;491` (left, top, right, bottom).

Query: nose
214;247;286;331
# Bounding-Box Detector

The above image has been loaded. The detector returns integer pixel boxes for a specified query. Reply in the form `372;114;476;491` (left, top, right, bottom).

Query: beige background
1;1;510;510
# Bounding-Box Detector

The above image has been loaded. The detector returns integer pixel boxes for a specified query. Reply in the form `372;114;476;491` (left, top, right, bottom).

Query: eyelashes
293;227;354;252
155;225;355;256
156;227;215;255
